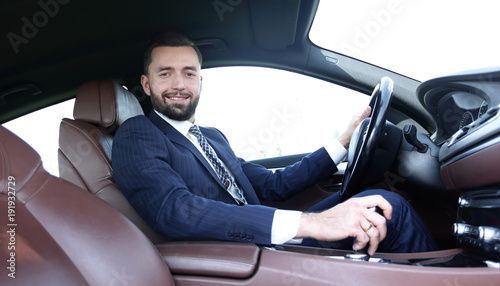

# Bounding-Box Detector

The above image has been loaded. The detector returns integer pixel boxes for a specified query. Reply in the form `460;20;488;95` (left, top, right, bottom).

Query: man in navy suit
112;30;437;254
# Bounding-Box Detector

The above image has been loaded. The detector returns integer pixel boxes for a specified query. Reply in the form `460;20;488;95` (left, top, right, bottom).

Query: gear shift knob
344;251;370;261
344;206;383;261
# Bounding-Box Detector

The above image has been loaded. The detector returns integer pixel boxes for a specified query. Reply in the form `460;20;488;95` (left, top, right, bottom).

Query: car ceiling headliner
1;0;435;133
0;0;314;122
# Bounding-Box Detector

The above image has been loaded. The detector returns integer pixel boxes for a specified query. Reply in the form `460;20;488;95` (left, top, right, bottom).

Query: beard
150;90;199;121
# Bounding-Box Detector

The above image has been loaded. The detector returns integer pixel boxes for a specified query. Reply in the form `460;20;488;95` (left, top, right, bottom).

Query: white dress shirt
155;110;347;244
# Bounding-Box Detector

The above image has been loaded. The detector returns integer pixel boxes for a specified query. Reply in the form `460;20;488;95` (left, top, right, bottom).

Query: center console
454;189;500;265
157;240;500;286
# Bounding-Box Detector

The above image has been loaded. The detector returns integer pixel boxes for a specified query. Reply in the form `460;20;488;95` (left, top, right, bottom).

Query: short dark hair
143;28;203;75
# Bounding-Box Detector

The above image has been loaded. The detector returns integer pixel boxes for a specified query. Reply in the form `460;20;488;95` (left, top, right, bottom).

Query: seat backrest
0;125;174;285
58;79;165;243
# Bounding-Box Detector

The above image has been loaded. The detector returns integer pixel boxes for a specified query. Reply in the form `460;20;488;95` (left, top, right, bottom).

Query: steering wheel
339;77;394;200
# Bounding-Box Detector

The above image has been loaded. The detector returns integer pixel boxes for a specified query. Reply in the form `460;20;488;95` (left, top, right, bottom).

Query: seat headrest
0;126;44;198
73;80;144;129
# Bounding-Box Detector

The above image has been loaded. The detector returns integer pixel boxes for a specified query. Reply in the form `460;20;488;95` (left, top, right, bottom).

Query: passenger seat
0;125;174;285
58;80;165;243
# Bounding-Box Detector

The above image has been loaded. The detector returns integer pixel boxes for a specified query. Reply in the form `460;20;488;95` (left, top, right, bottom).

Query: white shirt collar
154;110;193;137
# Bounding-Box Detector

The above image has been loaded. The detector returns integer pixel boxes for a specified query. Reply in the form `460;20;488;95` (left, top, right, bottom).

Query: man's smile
164;92;191;102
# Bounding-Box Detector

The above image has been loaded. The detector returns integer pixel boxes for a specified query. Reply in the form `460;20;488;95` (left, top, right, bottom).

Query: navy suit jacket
112;111;338;245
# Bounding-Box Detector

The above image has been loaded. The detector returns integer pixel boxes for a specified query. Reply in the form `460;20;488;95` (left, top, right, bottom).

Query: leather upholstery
73;80;144;129
0;125;174;285
58;80;165;243
157;241;260;278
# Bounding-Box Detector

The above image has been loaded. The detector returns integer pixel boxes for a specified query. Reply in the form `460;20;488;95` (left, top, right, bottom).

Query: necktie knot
189;125;202;138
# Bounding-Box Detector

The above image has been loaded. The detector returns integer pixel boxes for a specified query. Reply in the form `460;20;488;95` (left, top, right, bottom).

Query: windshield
310;0;500;81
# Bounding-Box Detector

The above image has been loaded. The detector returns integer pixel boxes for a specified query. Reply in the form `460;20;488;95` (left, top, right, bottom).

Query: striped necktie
189;125;247;205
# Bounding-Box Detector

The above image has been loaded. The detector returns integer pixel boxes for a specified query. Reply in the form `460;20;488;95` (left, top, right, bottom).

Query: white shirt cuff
271;209;303;245
324;139;348;165
270;140;346;245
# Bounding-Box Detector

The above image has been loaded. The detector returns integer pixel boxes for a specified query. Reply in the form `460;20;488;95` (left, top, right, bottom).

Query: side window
196;67;370;160
4;99;75;176
2;67;369;176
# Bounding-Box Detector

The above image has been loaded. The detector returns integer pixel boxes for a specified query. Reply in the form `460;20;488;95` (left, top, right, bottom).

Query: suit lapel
149;112;225;189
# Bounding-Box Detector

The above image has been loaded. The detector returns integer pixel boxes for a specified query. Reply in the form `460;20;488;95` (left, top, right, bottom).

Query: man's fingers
297;194;392;256
351;195;393;220
352;221;381;255
353;106;371;125
344;195;391;255
352;233;369;251
363;208;387;241
362;105;372;118
366;223;382;255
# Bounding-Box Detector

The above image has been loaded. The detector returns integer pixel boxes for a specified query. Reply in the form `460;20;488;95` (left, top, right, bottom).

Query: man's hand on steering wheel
338;106;372;149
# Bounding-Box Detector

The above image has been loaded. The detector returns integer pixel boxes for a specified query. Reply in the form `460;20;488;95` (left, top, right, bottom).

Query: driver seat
0;125;174;285
58;80;165;243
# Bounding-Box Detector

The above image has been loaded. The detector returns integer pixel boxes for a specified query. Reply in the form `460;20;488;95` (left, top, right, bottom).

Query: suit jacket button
228;231;234;238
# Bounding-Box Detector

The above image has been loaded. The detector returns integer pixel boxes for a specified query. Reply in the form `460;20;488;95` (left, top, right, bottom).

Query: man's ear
141;74;151;96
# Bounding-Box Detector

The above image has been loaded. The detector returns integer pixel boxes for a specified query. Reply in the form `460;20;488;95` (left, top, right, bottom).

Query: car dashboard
418;68;500;145
417;67;500;263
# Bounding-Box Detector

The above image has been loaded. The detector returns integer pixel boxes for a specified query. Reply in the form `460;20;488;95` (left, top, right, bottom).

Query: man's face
141;46;202;123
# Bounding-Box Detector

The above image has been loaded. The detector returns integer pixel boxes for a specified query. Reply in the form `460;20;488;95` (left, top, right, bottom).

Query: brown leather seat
58;80;165;243
0;125;174;285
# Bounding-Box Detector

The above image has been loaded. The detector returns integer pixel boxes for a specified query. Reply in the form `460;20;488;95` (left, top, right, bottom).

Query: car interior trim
440;140;500;191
